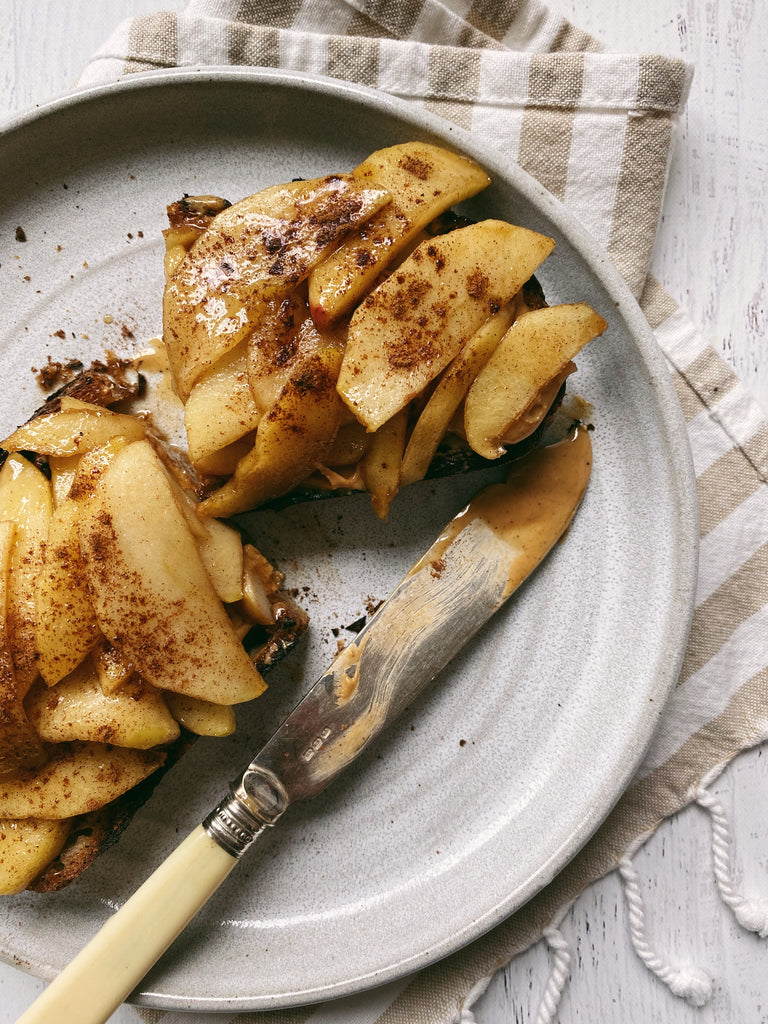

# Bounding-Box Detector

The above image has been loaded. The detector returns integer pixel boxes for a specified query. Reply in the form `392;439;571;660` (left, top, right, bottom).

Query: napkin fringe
458;916;573;1024
533;923;572;1024
694;777;768;938
617;845;713;1008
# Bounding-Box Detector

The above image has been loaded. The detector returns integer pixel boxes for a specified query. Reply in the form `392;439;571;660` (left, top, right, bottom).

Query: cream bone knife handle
16;769;288;1024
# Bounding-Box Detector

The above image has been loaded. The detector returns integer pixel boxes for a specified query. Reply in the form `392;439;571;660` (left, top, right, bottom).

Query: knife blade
16;425;591;1024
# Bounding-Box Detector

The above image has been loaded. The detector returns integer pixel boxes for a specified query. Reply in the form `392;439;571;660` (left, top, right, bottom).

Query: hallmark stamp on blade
301;727;332;761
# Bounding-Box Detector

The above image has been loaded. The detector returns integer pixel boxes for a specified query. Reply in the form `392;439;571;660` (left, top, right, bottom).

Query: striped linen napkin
76;2;768;1021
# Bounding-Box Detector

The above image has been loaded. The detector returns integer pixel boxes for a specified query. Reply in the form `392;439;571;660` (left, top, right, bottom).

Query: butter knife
17;425;591;1024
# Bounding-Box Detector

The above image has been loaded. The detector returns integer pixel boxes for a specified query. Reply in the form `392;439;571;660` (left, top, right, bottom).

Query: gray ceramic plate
0;68;698;1012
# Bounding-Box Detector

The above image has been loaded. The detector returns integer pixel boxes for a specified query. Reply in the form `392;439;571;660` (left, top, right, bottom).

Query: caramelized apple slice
336;220;555;432
0;819;71;894
0;455;53;695
164;693;236;738
184;341;261;471
35;439;132;687
0;521;46;776
464;303;607;459
200;345;345;517
24;665;180;750
35;496;101;685
1;401;145;457
400;301;518;487
164;174;391;399
309;142;490;327
360;407;409;521
0;741;165;819
77;440;266;704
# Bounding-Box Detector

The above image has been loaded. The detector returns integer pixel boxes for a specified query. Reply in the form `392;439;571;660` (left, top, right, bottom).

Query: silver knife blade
204;425;592;854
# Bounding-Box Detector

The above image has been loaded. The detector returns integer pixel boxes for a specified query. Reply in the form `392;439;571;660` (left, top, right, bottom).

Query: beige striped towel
75;1;768;1021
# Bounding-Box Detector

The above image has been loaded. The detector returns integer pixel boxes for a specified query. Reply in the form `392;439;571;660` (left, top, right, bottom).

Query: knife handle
16;825;238;1024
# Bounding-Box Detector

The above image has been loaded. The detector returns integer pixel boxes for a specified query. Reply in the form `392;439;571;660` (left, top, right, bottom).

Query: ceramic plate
0;68;698;1011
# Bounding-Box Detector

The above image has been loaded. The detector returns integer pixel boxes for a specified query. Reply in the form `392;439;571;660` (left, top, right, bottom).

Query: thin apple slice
35;496;101;685
336;220;555;432
0;741;165;819
184;341;261;471
464;303;608;459
0;637;46;776
0;520;46;776
24;664;180;750
77;440;266;704
240;545;278;627
195;517;245;604
164;174;391;400
246;290;339;413
35;439;131;687
309;142;490;327
0;455;53;695
400;301;518;487
164;692;236;737
360;407;409;520
157;462;246;604
0;819;71;894
1;404;144;457
200;345;345;517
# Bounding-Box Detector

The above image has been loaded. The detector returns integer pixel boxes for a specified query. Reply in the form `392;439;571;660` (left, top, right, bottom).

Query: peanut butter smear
412;425;592;600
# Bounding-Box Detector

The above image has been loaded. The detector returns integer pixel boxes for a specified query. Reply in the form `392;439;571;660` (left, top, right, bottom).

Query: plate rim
0;65;699;1010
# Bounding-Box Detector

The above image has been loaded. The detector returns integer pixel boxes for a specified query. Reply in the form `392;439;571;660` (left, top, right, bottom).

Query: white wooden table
1;3;767;1022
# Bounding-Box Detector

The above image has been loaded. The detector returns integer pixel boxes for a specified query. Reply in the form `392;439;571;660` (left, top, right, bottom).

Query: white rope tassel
456;974;493;1023
533;923;572;1024
694;784;768;937
618;854;712;1007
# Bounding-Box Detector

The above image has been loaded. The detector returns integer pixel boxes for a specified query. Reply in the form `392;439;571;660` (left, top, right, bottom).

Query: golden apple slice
1;403;144;457
35;496;101;685
309;142;491;327
400;301;518;486
0;641;46;776
77;440;266;704
164;692;236;737
25;664;180;750
361;406;409;520
337;220;555;432
195;517;245;604
0;454;53;695
164;174;391;399
200;345;345;517
240;545;278;627
158;462;246;604
247;290;334;413
0;819;71;894
0;741;165;819
0;520;46;776
184;341;261;471
464;303;608;459
34;439;131;687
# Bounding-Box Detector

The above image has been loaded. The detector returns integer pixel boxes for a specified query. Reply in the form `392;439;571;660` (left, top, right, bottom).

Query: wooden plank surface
1;2;766;1022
